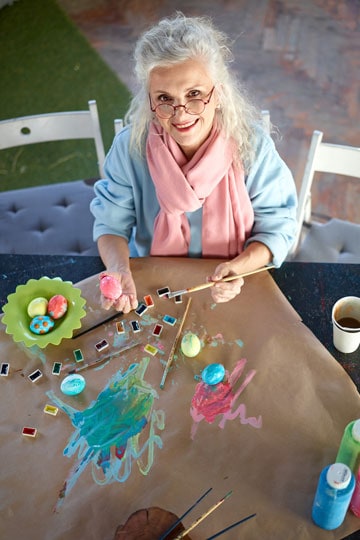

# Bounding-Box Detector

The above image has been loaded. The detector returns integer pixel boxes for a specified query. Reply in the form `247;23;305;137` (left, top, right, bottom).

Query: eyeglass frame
149;86;216;119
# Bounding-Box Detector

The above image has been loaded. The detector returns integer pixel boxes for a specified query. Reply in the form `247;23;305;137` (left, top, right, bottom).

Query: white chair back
290;130;360;261
114;118;124;134
0;100;105;177
261;109;271;135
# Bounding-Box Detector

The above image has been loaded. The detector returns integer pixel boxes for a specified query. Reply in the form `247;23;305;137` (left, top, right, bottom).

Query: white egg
27;297;48;317
181;332;201;357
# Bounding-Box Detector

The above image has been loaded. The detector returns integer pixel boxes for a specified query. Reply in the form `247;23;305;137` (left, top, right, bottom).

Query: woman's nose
173;104;187;115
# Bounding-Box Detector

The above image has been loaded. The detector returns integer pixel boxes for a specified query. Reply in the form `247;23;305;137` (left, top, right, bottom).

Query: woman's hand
100;270;138;313
207;242;273;303
207;262;244;303
97;235;138;313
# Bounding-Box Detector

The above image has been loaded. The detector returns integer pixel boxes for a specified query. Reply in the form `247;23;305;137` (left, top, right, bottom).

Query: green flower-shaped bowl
2;277;86;348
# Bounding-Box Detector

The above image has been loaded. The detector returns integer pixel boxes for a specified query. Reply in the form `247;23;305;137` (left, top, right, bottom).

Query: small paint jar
312;463;355;530
335;419;360;473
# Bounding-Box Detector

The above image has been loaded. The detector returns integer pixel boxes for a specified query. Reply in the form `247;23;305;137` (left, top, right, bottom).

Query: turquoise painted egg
60;374;86;396
201;363;226;385
181;332;201;357
29;315;54;335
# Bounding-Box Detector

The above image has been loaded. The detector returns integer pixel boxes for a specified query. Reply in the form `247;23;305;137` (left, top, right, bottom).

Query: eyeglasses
149;87;215;119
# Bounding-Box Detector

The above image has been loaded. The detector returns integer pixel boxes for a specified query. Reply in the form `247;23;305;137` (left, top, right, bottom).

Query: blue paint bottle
335;419;360;473
312;463;355;530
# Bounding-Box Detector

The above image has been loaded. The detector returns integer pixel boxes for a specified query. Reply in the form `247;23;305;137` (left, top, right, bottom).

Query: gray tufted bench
292;219;360;263
0;180;98;255
0;100;110;256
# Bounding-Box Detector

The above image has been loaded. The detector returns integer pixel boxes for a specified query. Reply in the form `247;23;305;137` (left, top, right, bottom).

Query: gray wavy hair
125;12;261;169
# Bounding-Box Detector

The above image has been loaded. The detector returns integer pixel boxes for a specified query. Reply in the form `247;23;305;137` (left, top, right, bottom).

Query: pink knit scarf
146;122;254;258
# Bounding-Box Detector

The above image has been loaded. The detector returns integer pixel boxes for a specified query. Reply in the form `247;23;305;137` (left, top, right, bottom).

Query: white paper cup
332;296;360;354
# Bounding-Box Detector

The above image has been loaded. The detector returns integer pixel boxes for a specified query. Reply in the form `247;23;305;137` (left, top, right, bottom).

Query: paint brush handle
205;512;256;540
159;487;213;540
72;311;122;339
67;341;141;373
169;264;275;297
160;297;192;389
220;264;275;282
174;491;232;539
189;265;275;293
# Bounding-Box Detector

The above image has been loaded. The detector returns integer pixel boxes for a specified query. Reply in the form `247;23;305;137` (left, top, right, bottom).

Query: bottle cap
327;463;352;489
352;420;360;442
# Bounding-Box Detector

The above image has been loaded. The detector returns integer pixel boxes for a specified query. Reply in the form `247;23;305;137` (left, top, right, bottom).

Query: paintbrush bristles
168;265;275;298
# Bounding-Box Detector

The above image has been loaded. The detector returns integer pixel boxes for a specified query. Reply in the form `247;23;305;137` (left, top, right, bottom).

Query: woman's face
149;58;218;159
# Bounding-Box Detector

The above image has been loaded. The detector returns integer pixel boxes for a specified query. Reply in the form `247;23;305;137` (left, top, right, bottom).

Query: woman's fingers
211;277;244;303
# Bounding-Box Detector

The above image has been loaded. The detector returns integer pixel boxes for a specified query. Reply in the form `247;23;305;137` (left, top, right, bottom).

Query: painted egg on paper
201;363;226;385
181;332;201;357
61;374;86;396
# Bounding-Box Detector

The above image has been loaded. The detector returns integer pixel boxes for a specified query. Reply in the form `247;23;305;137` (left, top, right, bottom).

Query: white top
352;419;360;442
327;463;352;489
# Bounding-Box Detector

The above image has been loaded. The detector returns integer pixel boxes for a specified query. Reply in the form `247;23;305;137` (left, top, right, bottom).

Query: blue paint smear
47;357;165;510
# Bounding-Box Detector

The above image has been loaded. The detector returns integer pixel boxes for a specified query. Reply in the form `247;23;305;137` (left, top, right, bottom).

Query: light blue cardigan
91;125;297;266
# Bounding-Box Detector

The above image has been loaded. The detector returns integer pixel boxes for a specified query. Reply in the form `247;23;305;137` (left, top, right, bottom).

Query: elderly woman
90;12;297;312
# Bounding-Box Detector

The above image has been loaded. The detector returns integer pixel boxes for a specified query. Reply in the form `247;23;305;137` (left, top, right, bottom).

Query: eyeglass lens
155;99;205;119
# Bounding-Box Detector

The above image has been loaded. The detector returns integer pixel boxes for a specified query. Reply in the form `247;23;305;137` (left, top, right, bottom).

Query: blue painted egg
201;363;226;385
60;374;86;396
29;315;54;335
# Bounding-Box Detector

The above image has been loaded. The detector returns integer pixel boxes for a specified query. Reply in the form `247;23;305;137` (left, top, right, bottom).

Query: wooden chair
0;101;106;255
289;130;360;262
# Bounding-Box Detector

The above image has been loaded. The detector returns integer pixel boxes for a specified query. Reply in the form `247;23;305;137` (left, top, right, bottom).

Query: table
1;255;359;388
0;255;359;540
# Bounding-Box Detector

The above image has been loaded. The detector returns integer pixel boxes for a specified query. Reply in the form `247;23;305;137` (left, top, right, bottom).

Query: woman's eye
188;90;200;98
158;95;171;103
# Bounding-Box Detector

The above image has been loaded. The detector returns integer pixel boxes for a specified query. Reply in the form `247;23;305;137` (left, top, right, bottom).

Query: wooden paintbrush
174;490;232;539
168;265;275;298
160;297;192;389
67;340;141;374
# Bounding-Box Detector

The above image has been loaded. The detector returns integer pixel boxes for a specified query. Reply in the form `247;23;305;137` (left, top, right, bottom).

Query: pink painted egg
100;275;122;300
47;294;68;319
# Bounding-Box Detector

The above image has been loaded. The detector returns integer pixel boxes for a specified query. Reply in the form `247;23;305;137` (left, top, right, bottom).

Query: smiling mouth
173;118;198;131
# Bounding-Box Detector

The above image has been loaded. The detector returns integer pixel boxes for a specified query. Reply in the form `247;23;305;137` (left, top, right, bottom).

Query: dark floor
59;0;360;223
